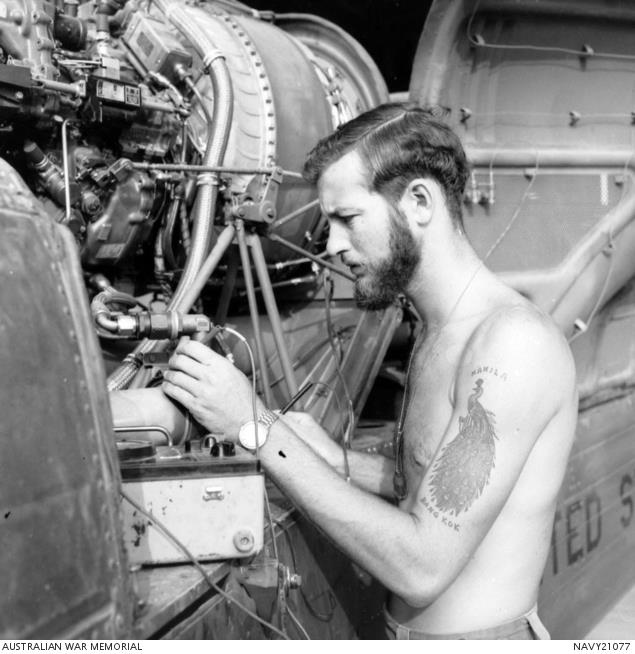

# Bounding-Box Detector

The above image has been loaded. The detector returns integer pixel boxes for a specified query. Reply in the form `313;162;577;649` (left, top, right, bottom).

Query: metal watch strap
257;408;279;429
238;408;279;451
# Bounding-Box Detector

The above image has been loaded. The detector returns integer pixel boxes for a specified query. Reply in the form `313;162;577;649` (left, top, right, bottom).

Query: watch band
257;408;279;429
238;408;279;451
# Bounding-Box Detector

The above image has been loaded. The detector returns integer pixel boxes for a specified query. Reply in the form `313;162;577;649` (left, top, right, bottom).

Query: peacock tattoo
429;378;498;516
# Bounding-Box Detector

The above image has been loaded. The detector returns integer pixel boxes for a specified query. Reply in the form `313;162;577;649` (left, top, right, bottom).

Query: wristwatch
238;408;279;451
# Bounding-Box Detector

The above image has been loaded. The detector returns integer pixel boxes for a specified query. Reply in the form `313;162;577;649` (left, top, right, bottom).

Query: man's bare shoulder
463;300;577;407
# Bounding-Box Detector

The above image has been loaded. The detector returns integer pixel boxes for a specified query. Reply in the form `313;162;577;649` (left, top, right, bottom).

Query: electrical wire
263;485;280;563
566;130;635;340
567;137;635;339
273;516;337;623
321;271;353;482
323;270;343;362
568;235;616;344
461;111;635;125
219;325;259;455
467;0;635;62
462;1;633;344
303;379;352;485
484;155;540;262
264;326;356;391
287;605;311;640
211;325;314;639
120;489;290;640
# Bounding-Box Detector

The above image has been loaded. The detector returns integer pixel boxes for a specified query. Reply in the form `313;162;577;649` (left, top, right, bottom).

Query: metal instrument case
120;448;264;565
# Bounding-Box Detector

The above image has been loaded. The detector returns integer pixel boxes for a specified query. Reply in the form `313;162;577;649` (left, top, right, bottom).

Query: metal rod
34;77;85;97
267;233;356;282
280;382;314;414
468;147;635;170
248;233;299;399
273;198;320;230
235;220;274;407
113;425;173;447
237;274;318;296
131;162;303;178
177;223;236;310
214;246;239;325
61;119;72;223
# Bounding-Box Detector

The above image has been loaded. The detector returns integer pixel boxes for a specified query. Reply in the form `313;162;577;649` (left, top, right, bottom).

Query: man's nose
326;221;350;258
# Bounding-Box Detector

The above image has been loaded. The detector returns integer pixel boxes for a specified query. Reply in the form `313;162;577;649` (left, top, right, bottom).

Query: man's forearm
282;417;395;497
331;448;395;498
257;419;437;606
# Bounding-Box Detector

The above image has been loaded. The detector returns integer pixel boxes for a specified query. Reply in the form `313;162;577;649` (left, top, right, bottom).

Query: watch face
238;420;268;450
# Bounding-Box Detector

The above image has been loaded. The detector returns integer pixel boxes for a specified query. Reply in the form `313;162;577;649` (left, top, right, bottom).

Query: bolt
233;529;255;553
289;573;302;589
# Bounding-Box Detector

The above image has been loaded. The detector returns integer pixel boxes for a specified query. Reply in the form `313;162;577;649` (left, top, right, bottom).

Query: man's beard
354;206;421;311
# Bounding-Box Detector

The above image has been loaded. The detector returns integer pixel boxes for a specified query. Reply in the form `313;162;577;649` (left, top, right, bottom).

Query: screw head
233;529;255;553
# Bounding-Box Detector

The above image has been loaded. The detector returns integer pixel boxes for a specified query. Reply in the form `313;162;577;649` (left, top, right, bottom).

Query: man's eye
340;215;357;224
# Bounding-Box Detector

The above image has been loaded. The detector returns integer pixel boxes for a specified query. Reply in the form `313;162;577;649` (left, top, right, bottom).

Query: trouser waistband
384;605;551;640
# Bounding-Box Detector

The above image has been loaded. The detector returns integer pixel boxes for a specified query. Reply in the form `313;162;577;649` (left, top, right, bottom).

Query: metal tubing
235;220;274;407
214;247;239;325
267;233;356;282
107;8;234;390
468;147;635;171
113;425;173;447
61;119;72;224
247;233;298;398
167;57;233;311
34;77;85;97
177;223;236;311
131;162;301;178
273;198;320;230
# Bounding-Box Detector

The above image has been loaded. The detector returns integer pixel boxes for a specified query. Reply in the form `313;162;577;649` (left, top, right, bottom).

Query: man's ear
401;178;433;226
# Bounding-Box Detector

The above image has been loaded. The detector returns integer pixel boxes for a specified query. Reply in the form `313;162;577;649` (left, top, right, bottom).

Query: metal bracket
231;167;283;224
465;169;495;206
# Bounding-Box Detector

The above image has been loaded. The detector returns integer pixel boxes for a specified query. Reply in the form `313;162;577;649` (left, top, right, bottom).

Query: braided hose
107;1;234;390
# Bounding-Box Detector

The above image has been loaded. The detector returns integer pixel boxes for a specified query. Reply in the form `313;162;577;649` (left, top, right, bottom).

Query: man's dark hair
303;103;470;230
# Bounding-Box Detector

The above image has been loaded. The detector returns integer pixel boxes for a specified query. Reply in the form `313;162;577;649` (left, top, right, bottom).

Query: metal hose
91;290;119;333
107;0;234;390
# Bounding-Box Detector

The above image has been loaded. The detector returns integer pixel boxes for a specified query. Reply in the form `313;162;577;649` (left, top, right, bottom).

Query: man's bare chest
400;338;464;479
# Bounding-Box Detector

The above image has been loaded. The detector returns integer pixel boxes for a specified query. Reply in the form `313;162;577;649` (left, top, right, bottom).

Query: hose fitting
116;312;212;339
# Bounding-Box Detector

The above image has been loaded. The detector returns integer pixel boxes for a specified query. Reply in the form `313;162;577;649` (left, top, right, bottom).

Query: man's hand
162;339;263;439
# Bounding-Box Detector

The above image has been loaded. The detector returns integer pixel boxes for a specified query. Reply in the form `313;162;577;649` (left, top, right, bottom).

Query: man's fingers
175;339;221;365
168;353;205;380
162;379;195;408
163;370;200;397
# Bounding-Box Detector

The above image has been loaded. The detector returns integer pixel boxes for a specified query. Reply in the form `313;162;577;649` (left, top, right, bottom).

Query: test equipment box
119;443;264;565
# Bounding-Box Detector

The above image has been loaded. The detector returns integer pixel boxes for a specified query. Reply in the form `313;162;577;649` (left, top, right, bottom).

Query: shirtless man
162;103;578;640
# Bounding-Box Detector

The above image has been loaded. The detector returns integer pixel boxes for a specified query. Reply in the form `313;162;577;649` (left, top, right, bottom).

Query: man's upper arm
410;309;574;589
